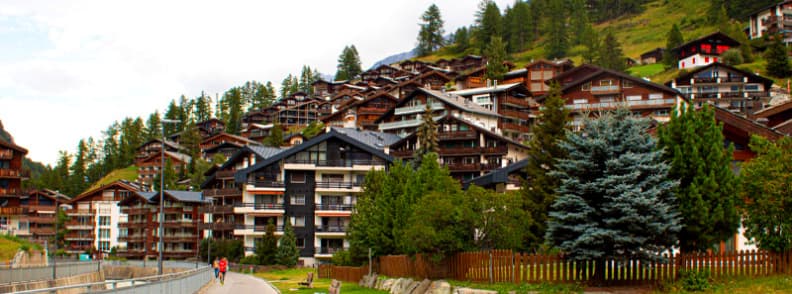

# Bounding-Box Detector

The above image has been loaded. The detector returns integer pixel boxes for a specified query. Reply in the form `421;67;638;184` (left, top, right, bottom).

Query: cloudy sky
0;0;512;165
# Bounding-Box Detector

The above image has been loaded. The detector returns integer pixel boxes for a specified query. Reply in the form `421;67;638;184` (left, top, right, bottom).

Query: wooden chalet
135;139;185;164
136;151;191;186
714;105;786;162
200;145;283;240
396;59;432;73
241;123;274;142
65;180;145;254
541;64;684;126
196;118;226;137
450;83;534;140
667;62;774;115
388;115;528;181
18;189;69;244
502;59;574;96
454;62;517;90
360;64;411;84
448;55;488;72
0;138;28;236
285;133;306;146
751;99;792;135
748;1;792;44
375;88;501;138
203;141;245;161
640;48;666;64
322;91;399;130
312;79;348;98
200;132;261;152
117;190;208;259
672;32;741;69
389;70;452;99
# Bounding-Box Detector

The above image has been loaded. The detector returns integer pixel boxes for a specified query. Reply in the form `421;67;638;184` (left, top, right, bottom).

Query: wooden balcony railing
500;122;531;133
445;163;481;171
0;150;13;160
482;145;508;154
198;222;236;231
121;207;152;215
26;215;56;223
438;131;477;140
202;188;242;198
30;227;55;235
215;170;236;179
438;146;482;155
0;188;22;196
198;205;235;214
64;233;95;240
501;96;532;108
65;209;93;216
500;109;531;120
0;169;29;178
0;207;24;216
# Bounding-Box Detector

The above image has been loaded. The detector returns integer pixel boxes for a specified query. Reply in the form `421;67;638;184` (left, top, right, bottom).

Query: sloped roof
463;159;528;189
330;128;402;150
714;106;785;140
0;136;27;154
671;31;741;53
248;146;285;159
70;180;142;204
234;128;394;184
537;64;682;101
422;88;501;117
389;114;528;151
751;99;792;119
450;83;526;97
164;190;207;203
202;132;262;146
665;62;773;89
137;138;184;151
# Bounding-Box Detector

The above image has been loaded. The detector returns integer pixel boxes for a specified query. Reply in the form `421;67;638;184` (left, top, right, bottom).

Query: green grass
629;64;667;78
85;165;138;192
449;280;583;294
254;268;387;294
0;234;43;261
660;275;792;293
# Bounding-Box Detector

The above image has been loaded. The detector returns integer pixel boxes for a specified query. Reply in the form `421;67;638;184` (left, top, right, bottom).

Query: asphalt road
203;271;279;294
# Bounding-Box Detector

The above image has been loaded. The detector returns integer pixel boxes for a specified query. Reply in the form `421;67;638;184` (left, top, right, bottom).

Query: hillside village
2;0;792;288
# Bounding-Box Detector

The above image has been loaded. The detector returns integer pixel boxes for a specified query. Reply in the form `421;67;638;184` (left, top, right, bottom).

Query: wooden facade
0;139;28;236
451;83;535;140
673;32;740;69
199;132;261;152
18;190;69;245
667;62;773;115
65;180;143;254
322;92;399;130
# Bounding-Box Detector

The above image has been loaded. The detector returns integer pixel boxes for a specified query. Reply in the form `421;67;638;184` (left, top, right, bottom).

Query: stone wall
358;274;498;294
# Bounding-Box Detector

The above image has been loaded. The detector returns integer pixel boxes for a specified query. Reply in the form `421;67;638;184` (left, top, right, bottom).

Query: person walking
218;257;228;285
212;258;220;282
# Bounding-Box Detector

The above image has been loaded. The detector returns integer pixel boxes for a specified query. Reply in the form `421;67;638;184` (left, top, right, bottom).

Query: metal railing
0;261;101;284
13;265;212;294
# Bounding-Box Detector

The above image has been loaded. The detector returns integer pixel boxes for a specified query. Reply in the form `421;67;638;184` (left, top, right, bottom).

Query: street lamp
159;119;180;275
52;190;62;280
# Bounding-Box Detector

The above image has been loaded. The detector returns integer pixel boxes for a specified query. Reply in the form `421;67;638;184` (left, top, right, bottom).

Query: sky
0;0;512;166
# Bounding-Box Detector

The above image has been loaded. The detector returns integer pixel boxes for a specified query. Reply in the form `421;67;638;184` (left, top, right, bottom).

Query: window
745;84;760;92
99;229;110;239
295;238;305;249
581;82;591;91
600;97;615;103
573;99;588;104
626;95;643;101
17;221;28;231
322;174;344;182
290;216;306;227
705;57;709;63
599;79;614;86
649;93;664;99
290;173;305;183
622;80;634;88
98;216;110;226
291;195;306;205
183;213;192;221
99;241;110;252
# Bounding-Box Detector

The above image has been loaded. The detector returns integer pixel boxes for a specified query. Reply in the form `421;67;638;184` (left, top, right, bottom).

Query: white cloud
0;0;512;165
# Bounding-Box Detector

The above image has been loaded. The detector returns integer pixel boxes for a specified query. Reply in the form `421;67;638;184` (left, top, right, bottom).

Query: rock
389;278;403;294
368;274;379;288
404;280;420;294
391;278;414;294
453;288;498;294
425;280;451;294
381;278;395;291
411;279;432;294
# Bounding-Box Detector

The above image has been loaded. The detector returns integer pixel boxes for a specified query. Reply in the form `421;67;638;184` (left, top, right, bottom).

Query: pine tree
180;120;202;173
256;220;278;265
280;74;294;99
69;139;89;196
766;37;791;78
484;36;508;81
568;0;591;45
657;104;739;252
164;100;181;135
597;30;626;71
265;123;284;147
503;2;532;53
546;109;681;283
475;0;502;53
415;102;438;159
416;4;445;56
522;82;569;250
298;66;317;95
452;27;471;53
223;88;243;134
663;24;684;67
194;92;212;122
544;0;568;59
581;26;600;64
335;45;362;81
276;218;299;267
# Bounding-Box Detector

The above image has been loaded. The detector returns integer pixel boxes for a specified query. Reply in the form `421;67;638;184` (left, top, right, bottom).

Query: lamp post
159;119;180;275
52;191;61;280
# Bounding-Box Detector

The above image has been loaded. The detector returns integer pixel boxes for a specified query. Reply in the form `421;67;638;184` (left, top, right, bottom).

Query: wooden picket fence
320;249;792;285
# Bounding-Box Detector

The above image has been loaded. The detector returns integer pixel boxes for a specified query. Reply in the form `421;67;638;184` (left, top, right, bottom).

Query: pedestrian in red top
218;257;228;285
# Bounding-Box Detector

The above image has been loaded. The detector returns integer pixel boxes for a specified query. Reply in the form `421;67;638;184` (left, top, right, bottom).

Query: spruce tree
597;31;626;71
335;45;362;81
484;36;508;81
415;102;439;159
581;26;600;64
453;27;470;54
663;24;684;67
544;0;568;59
766;38;792;78
546;109;681;283
475;0;502;53
276;218;299;267
502;2;531;53
522;82;569;250
416;4;445;56
569;0;591;45
256;221;278;265
657;104;739;252
280;74;294;99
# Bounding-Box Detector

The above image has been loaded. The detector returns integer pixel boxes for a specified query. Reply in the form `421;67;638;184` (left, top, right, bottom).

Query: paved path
204;271;279;294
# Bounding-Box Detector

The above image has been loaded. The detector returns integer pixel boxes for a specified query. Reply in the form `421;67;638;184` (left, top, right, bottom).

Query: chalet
640;48;666;64
117;190;208;259
715;105;786;162
449;55;488;72
397;59;431;73
454;62;517;90
135;139;184;164
463;159;528;192
196;118;226;137
312;79;347;98
390;70;451;99
388;115;528;181
751;99;792;135
451;83;534;140
541;64;684;126
515;59;576;95
276;99;324;128
232;128;397;265
322;92;399;130
202;141;245;161
199;132;261;152
65;180;146;254
285;133;307;146
376;88;501;138
0;138;28;236
666;62;774;115
136;151;191;186
201;145;283;240
748;1;792;44
360;64;411;84
672;32;740;69
18;190;70;245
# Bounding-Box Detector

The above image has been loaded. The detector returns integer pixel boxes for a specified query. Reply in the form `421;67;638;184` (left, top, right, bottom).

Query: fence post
488;250;494;284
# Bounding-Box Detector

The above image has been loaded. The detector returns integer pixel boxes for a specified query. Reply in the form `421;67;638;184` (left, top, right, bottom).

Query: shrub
680;269;710;291
239;255;260;265
721;48;744;65
331;249;356;266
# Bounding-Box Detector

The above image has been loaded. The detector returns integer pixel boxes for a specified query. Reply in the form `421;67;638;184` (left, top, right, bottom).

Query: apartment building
667;62;774;115
0;138;28;236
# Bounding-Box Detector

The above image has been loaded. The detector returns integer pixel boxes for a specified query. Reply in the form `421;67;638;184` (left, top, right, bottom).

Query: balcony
160;235;199;243
389;150;414;157
285;159;386;168
0;149;13;160
315;181;362;189
65;221;93;230
162;220;198;228
500;109;531;120
26;215;55;224
393;102;444;115
215;170;236;179
118;235;148;242
693;77;717;84
65;233;95;241
29;227;55;235
501;96;531;108
358;106;389;115
198;222;236;231
0;168;29;178
203;188;242;198
233;202;285;215
590;85;620;94
481;145;508;155
438;131;477;140
121;207;152;215
315;225;348;233
438;146;482;155
68;244;93;252
445;163;481;171
500;122;531;133
0;188;23;196
118;221;147;228
65;209;93;216
198;205;235;214
234;224;284;233
315;247;347;256
481;163;502;170
0;207;24;216
379;113;445;131
566;99;676;111
315;204;354;211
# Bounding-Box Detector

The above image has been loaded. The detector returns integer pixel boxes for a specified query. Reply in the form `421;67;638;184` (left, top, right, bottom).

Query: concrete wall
0;271;105;294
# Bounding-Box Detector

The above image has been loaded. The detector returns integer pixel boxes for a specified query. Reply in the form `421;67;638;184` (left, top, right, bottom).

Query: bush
239;255;260;265
199;238;244;262
680;269;710;291
331;249;356;266
721;48;744;65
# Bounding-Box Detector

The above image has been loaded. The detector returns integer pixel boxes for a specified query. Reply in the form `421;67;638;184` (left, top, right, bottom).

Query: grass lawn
628;64;667;78
659;275;792;293
253;267;387;294
0;237;21;261
85;165;138;192
449;280;583;294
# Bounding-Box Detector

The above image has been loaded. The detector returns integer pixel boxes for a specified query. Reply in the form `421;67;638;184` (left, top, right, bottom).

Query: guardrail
0;261;101;284
12;265;212;294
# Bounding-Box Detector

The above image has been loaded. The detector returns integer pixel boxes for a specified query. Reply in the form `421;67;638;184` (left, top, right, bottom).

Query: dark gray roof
248;146;285;159
330;128;402;150
165;190;208;203
463;159;529;189
422;88;501;118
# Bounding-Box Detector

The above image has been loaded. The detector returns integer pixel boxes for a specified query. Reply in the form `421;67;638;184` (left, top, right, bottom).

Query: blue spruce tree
546;109;681;283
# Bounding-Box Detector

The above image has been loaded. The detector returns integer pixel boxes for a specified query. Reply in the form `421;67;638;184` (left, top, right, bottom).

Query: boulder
453;288;498;294
411;279;432;294
425;280;452;294
404;280;420;294
381;278;396;291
